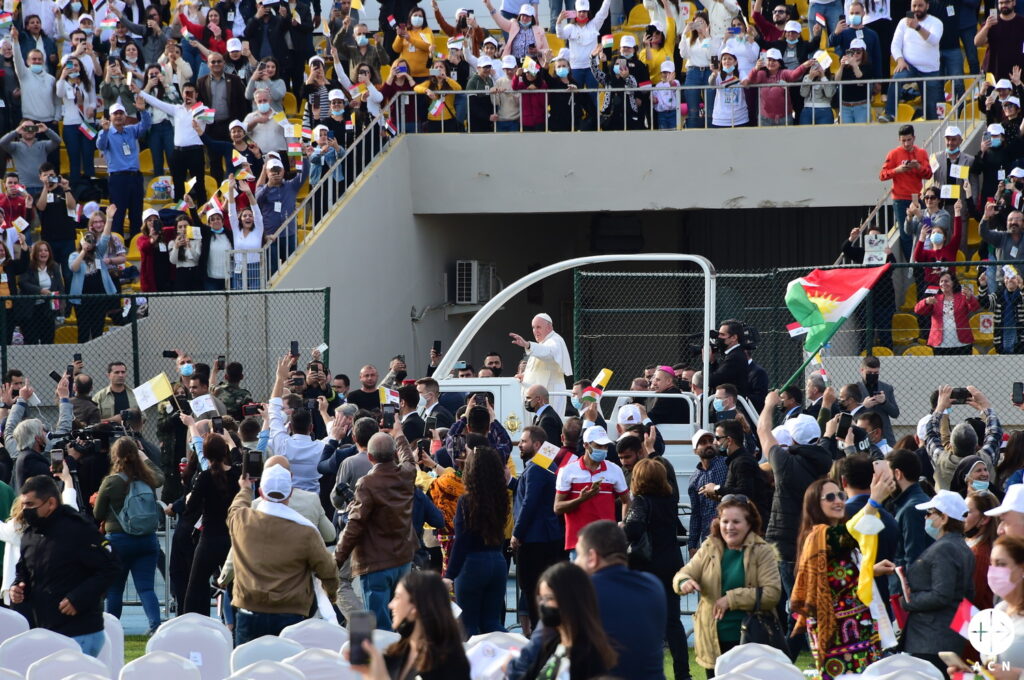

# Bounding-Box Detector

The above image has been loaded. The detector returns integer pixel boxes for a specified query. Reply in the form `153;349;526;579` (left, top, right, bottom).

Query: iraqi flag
784;264;891;352
950;598;978;639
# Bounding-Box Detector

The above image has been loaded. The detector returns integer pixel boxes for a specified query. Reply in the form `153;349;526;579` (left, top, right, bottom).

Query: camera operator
6;376;73;492
122;408;161;467
708;319;751;397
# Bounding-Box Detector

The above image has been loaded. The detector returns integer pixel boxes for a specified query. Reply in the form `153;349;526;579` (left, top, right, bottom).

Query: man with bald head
346;364;381;412
525;384;563;445
646;365;689;425
510;313;573;416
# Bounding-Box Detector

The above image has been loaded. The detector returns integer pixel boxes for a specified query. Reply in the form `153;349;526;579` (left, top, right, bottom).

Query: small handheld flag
427;98;445;117
78;122;97;140
601;34;614;49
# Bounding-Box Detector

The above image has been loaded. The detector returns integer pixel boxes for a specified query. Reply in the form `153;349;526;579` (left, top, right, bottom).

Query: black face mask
539;604;561;628
394;371;407;383
394;617;415;638
22;506;52;530
964;525;981;538
524;399;536;413
489;366;503;377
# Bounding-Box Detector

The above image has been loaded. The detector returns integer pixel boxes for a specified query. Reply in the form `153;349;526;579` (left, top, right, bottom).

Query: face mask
519;19;532;28
69;71;80;79
924;517;942;540
22;506;51;529
394;617;415;638
621;49;634;59
211;226;224;234
257;102;270;113
723;65;735;73
411;15;424;26
72;1;82;9
849;14;862;25
356;34;368;46
589;447;607;463
972;479;990;492
712;397;726;412
930;232;944;247
539;605;561;628
417;395;427;410
786;38;798;45
570;396;583;411
992;138;1004;148
331;109;345;118
988;565;1020;598
575;15;588;24
394;371;407;383
180;363;195;377
524;399;536;413
948;146;960;155
29;64;44;74
126;55;137;63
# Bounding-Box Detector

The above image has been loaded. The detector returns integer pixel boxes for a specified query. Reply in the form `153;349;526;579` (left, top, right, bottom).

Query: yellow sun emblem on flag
807;293;841;316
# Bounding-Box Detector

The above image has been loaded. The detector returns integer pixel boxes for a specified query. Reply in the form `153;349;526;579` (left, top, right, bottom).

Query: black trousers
184;531;232;615
75;297;111;342
515;541;566;627
169;516;196;612
205;121;231;183
172;145;208;207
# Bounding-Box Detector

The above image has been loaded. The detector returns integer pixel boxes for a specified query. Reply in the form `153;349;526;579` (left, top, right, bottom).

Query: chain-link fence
0;289;330;394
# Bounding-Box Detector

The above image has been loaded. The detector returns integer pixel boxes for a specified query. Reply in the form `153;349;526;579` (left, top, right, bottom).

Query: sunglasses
821;491;848;502
720;494;749;504
713;434;728;440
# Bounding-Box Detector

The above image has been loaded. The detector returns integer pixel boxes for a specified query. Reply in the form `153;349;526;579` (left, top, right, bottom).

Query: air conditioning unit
453;260;498;305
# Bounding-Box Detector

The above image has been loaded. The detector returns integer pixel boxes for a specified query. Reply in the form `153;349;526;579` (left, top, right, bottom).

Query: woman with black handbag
623;458;688;680
671;495;782;679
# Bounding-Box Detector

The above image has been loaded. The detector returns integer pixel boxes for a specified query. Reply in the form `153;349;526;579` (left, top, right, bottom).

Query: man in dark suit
780;385;803;421
856;355;900;446
397;384;426;441
525;384;563;445
646;366;689;424
746;350;769;413
708;319;750;396
415;377;454;431
196;57;248;182
803;373;826;419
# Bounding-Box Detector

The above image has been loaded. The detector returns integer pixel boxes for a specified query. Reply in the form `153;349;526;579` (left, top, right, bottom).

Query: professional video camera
48;421;129;452
684;322;760;356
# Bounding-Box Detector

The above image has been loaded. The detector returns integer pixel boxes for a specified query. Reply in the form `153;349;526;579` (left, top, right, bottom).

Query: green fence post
323;286;331;368
131;295;141;386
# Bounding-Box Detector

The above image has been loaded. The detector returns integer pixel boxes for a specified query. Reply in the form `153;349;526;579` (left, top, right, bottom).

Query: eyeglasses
924;195;939;200
821;491;848;502
848;48;864;53
713;434;728;440
720;494;749;504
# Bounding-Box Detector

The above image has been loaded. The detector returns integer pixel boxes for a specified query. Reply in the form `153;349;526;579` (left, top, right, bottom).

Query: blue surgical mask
410;14;424;27
723;65;735;73
786;37;798;45
713;397;725;412
849;14;862;25
924;517;942;540
417;395;427;410
556;66;569;78
930;232;945;247
972;480;991;492
356;34;368;46
29;64;44;74
570;396;583;411
588;447;607;463
519;19;532;28
257;102;270;113
992;138;1004;148
71;1;82;10
180;363;195;377
69;71;80;79
948;146;960;155
211;226;224;234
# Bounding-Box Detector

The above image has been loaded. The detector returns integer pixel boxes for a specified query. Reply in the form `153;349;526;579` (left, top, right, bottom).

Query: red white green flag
785;265;891;352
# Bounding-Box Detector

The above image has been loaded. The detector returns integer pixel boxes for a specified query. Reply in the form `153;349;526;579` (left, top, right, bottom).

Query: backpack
115;473;160;536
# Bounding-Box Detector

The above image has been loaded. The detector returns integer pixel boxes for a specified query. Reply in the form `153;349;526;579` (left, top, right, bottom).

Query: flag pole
775;319;846;391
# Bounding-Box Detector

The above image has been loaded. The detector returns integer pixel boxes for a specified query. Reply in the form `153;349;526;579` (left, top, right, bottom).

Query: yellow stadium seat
54;326;77;344
897;103;915;122
204;176;219;200
860;346;894;357
970;312;994;345
546;34;565;53
138;148;153;175
891;313;920;346
626;4;649;26
899;281;918;312
967;218;980;247
380;65;391;82
127;233;142;261
146;175;172;200
972;346;980;355
902;344;933;356
283;92;298;117
60;148;70;173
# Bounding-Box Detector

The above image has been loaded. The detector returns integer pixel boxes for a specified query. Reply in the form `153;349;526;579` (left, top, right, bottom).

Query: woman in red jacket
178;7;232;56
913;271;979;355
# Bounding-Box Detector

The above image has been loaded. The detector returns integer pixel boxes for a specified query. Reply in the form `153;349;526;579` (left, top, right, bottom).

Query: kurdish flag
428;98;445;117
287;141;302;157
785;264;891;352
0;12;12;28
601;34;614;49
78;122;97;140
100;16;118;29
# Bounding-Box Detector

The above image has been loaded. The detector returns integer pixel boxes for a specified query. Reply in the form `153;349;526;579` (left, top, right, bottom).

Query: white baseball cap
784;413;821;445
987;484;1024;516
784;20;802;33
616;404;643;426
142;208;160;221
484;36;499;47
519;3;535;16
78;14;93;23
1008;96;1021;108
477;56;493;69
226;37;242;52
916;489;969;520
765;47;783;61
583;425;612;445
660;60;675;73
228;119;245;131
328;88;346;100
260;464;293;502
501;55;517;69
267;158;284;170
691;429;714;448
849;37;867;50
989;123;1006;136
916;414;932;441
620;34;636;48
109;102;127;115
996;78;1013;90
1011;167;1024;179
944;125;963;138
575;0;590;11
312;124;329;138
771;425;795;447
308;55;325;66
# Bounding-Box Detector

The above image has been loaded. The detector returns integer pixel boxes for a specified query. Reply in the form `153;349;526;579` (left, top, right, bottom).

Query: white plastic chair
226;660;306;680
466;641;517;680
25;649;111;680
730;657;804;680
865;654;945;680
145;621;231;680
283;648;358;680
715;673;759;680
715;643;793;676
867;670;944;680
0;669;21;680
466;631;529;651
230;636;305;672
279;619;348;651
339;630;399;657
99;614;124;678
0;609;29;645
60;674;111;680
154;614;233;648
118;651;201;680
0;629;80;676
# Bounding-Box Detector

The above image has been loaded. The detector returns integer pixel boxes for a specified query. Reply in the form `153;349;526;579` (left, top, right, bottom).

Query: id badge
122;142;132;156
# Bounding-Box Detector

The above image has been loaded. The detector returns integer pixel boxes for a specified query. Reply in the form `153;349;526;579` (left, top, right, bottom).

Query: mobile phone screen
348;611;376;665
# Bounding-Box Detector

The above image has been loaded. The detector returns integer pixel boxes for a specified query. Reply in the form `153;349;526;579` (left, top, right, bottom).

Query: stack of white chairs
280;619;349;651
25;648;111;679
60;674;110;680
0;629;80;676
862;654;945;680
230;635;305;672
0;610;28;646
0;669;22;680
145;617;231;680
339;629;399;658
118;650;201;680
282;648;358;680
226;660;306;680
714;643;794;677
98;613;124;679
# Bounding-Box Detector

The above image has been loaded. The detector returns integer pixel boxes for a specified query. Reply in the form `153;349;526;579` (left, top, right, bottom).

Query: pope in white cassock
509;313;573;416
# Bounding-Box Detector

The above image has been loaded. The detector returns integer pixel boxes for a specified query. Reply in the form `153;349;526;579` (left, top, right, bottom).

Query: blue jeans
940;47;965;106
147;121;174;177
799;106;834;125
886;65;942;119
234;610;304;646
572;68;599;109
454;94;468;126
106;532;162;632
358;562;410;631
231;261;262;290
453;551;507;636
204;276;227;291
807;1;842;37
72;630;106;657
840;100;870;123
959;25;979;73
549;0;569;31
683;66;711;128
182;42;202;84
894;198;913;259
63;124;95;182
656;109;677;129
495;120;519;132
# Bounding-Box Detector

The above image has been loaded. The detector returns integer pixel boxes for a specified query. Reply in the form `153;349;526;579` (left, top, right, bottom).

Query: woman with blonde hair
94;436;165;635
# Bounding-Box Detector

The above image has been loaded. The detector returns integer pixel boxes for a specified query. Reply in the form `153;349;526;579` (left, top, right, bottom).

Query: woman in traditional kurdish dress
791;470;898;680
